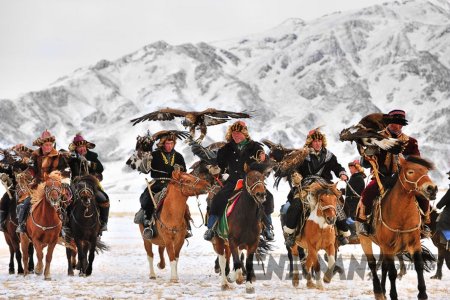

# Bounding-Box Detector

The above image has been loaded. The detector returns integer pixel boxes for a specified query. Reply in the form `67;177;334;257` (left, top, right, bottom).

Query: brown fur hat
304;128;327;148
156;132;177;148
33;130;56;146
225;121;250;142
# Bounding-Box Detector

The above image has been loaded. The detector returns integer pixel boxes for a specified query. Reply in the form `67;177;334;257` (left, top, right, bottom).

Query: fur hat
388;109;408;125
33;130;56;146
348;160;360;167
156;132;178;148
304;128;327;148
225;121;250;142
68;133;96;151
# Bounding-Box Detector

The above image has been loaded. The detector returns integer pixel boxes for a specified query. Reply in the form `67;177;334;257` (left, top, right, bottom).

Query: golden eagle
130;108;251;142
339;113;407;154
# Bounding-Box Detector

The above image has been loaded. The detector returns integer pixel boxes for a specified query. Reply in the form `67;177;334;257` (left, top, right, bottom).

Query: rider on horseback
140;132;187;239
68;133;110;233
0;164;14;231
344;160;366;220
436;171;450;237
356;109;430;236
16;130;71;233
282;129;349;247
203;121;274;241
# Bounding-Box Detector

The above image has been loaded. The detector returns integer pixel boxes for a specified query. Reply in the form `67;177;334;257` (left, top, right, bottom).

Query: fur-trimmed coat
216;139;264;183
296;148;346;183
29;148;70;184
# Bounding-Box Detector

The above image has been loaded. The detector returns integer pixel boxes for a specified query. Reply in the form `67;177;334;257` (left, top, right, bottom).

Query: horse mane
406;155;435;170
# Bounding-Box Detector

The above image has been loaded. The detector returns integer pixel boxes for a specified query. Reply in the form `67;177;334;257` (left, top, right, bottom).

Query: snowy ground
1;211;449;299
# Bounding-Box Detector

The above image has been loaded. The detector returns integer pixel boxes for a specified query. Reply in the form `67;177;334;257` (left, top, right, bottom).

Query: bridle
244;173;266;204
398;169;430;194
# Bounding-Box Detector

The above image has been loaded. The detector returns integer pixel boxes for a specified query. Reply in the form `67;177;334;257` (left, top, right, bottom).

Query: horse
212;163;271;293
138;169;210;281
430;209;450;280
289;181;340;289
358;156;437;300
189;160;229;274
2;192;34;274
66;174;108;277
20;171;64;280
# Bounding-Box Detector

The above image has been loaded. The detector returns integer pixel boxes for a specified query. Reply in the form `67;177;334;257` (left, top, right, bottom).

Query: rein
398;171;429;194
30;201;61;231
245;175;265;204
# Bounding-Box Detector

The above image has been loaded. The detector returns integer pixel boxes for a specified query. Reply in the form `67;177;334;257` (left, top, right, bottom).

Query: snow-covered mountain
0;0;449;185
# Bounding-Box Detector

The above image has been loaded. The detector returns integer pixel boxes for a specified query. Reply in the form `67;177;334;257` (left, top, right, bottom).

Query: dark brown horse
358;156;437;300
430;209;450;280
139;170;210;281
2;192;34;274
66;175;108;277
20;171;64;280
212;163;271;293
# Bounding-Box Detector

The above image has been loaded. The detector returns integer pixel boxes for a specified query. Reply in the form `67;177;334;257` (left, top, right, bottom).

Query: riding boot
204;214;218;241
356;204;371;236
184;206;192;238
16;197;31;233
283;226;296;248
0;210;7;232
421;210;432;239
61;208;72;243
99;206;109;232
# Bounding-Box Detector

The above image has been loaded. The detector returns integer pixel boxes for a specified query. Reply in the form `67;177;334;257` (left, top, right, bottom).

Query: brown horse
290;181;341;289
2;192;34;274
139;169;210;281
20;171;64;280
358;156;437;300
212;163;271;294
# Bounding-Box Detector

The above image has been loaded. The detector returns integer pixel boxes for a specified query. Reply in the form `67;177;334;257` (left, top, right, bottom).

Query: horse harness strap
399;172;429;194
30;210;61;231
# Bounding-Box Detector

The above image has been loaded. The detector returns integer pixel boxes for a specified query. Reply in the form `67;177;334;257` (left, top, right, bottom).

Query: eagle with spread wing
130;108;251;142
261;139;296;163
125;130;190;173
339;113;407;154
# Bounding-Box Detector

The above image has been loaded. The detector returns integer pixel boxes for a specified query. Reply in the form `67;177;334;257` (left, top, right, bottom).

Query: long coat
296;148;346;183
69;150;104;180
344;172;366;219
150;148;186;193
436;188;450;233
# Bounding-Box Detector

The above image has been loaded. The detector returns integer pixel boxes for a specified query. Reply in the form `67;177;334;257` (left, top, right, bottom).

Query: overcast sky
0;0;392;99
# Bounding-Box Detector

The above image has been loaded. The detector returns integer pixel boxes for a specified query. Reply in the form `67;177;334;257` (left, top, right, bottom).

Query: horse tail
95;240;110;253
402;244;436;272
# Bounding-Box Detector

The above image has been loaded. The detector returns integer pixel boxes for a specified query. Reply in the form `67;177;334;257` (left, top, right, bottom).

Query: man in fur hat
283;129;349;247
203;121;272;241
68;133;110;232
357;109;427;236
16;130;71;233
141;132;187;239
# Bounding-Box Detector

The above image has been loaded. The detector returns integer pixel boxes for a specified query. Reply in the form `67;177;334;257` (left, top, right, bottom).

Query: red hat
348;160;360;166
388;109;408;125
69;133;96;151
33;130;55;146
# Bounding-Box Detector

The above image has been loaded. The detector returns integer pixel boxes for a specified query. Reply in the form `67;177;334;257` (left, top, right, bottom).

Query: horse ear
172;168;181;179
398;155;406;166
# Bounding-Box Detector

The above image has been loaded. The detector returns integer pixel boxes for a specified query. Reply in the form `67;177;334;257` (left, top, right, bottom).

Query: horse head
42;171;64;208
308;182;340;225
73;175;98;208
244;162;270;204
171;169;211;197
398;156;437;201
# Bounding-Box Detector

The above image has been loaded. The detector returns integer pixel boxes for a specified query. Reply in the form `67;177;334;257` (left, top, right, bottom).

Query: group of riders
1;108;450;252
0;131;110;241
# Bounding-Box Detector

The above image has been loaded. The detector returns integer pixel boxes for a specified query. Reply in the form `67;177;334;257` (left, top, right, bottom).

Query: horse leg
34;242;44;276
397;254;407;279
380;256;388;297
360;237;383;299
76;240;87;277
20;234;30;276
219;253;231;290
227;244;244;285
214;256;220;273
86;238;96;276
157;246;165;270
386;255;398;300
290;245;300;287
15;247;24;274
431;246;444;280
287;246;294;279
8;243;15;274
66;247;74;276
413;250;428;300
165;241;178;282
44;242;57;280
323;246;336;284
245;252;255;294
28;243;35;273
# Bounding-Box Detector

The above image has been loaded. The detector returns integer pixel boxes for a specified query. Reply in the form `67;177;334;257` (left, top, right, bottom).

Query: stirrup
203;228;215;241
421;225;432;239
16;224;26;233
185;230;193;239
100;223;108;232
284;233;295;248
358;222;370;236
263;227;275;241
143;227;155;240
338;235;349;245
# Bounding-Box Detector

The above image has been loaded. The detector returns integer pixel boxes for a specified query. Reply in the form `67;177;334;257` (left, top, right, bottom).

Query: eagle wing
151;130;191;142
201;108;251;120
130;108;188;125
203;115;229;126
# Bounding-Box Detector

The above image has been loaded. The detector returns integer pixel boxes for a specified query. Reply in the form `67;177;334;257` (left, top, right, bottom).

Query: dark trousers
0;192;10;214
360;179;378;214
140;181;165;219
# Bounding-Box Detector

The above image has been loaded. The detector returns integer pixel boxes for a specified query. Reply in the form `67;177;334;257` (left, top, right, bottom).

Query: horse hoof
35;271;42;276
79;273;86;277
157;263;165;270
68;271;74;276
246;287;255;294
170;278;179;283
9;270;15;275
44;277;52;281
236;278;244;285
430;274;442;280
221;284;231;291
149;275;156;280
306;281;315;289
